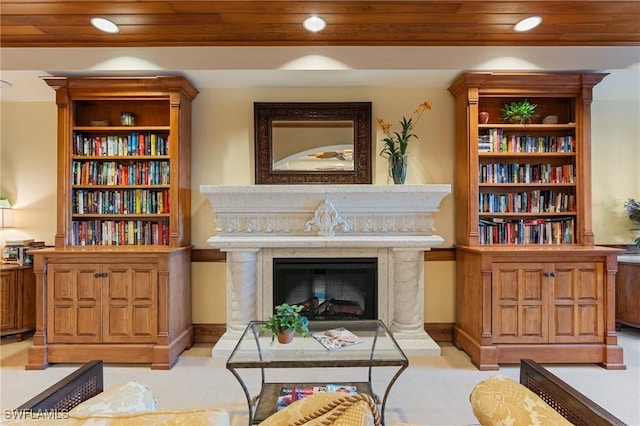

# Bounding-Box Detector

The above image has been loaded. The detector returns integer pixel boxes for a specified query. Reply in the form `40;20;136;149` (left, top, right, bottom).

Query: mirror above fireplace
254;102;372;184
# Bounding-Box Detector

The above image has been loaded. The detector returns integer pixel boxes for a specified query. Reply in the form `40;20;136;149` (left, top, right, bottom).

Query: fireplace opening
273;258;377;321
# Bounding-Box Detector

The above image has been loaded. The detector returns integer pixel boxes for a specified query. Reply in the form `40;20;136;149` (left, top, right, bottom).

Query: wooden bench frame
16;360;103;412
520;359;626;426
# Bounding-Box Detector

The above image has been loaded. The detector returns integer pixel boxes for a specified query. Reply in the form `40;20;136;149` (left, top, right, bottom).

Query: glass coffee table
226;320;408;425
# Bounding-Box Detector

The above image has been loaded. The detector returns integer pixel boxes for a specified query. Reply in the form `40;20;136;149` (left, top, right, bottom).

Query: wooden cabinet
29;247;191;369
47;262;158;344
616;256;640;329
28;77;197;369
1;265;36;341
448;73;624;370
492;261;604;344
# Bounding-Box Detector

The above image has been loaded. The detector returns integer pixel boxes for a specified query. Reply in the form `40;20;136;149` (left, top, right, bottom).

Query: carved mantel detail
304;200;349;237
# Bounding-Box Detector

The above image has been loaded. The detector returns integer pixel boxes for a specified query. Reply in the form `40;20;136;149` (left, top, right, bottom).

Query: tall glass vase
390;155;407;184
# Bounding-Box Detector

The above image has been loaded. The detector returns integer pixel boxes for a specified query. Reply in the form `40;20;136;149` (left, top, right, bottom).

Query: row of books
479;190;576;214
276;384;358;412
72;189;170;215
73;132;169;157
70;219;170;246
479;163;575;184
478;130;575;153
72;160;170;186
478;217;575;245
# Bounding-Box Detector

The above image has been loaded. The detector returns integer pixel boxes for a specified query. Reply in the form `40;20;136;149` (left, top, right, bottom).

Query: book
312;327;363;351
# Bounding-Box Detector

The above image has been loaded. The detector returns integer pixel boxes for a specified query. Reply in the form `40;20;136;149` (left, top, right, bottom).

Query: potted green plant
500;99;538;124
377;101;433;184
624;198;640;248
262;303;310;344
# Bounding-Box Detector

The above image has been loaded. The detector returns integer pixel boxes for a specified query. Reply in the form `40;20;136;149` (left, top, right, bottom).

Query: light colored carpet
1;328;639;426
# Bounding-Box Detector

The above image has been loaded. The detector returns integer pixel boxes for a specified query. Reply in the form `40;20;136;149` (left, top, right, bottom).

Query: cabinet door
103;264;157;343
47;264;102;343
1;270;16;330
549;262;604;343
492;263;548;343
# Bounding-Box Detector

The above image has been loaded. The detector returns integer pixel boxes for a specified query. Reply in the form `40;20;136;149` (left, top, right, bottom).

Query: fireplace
200;184;451;357
273;257;377;321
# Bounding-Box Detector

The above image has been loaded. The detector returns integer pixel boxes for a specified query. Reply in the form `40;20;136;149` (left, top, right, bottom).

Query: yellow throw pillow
469;375;572;426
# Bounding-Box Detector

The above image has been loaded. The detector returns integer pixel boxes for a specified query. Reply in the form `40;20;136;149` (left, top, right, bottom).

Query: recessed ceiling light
303;16;326;33
514;16;543;32
90;17;120;34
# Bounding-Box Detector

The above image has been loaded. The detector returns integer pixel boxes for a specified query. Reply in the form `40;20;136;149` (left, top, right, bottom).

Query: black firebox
273;257;377;320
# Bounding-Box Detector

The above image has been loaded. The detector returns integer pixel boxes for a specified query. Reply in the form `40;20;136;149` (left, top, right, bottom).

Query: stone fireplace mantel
200;184;451;357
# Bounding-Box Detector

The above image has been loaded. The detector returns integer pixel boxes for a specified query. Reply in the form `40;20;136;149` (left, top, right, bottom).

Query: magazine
276;384;358;411
312;327;364;351
276;386;326;411
326;384;358;395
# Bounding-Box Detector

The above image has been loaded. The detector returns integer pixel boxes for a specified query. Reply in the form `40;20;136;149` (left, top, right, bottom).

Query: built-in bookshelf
27;77;198;369
447;72;624;370
44;77;197;248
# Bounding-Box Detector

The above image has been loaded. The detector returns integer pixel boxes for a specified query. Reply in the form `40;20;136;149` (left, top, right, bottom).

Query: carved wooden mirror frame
254;102;372;184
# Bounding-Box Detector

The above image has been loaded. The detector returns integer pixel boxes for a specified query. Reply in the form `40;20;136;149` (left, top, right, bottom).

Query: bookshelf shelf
478;212;578;217
72;156;171;160
74;126;171;131
72;184;171;189
27;76;198;369
478;124;576;131
447;72;624;370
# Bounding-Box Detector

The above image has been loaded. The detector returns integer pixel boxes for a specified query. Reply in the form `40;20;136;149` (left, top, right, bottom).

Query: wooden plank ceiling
1;1;639;48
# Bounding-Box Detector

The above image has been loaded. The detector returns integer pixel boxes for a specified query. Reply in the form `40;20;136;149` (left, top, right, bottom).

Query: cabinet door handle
94;273;108;278
544;272;556;278
94;273;101;278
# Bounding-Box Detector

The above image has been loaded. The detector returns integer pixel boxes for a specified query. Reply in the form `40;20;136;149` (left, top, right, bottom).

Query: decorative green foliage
377;101;433;159
624;198;640;247
262;303;310;343
500;99;538;124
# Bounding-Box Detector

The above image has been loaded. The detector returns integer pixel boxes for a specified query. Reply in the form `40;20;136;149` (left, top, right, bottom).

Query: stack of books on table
2;240;46;265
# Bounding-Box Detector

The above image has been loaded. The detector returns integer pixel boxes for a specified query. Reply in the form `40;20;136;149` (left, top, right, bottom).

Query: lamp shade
0;199;15;228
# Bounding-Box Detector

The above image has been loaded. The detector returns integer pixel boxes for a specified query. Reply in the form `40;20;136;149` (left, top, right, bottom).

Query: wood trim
425;323;454;342
191;247;457;262
194;322;454;344
191;249;226;262
193;323;227;344
424;248;456;261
